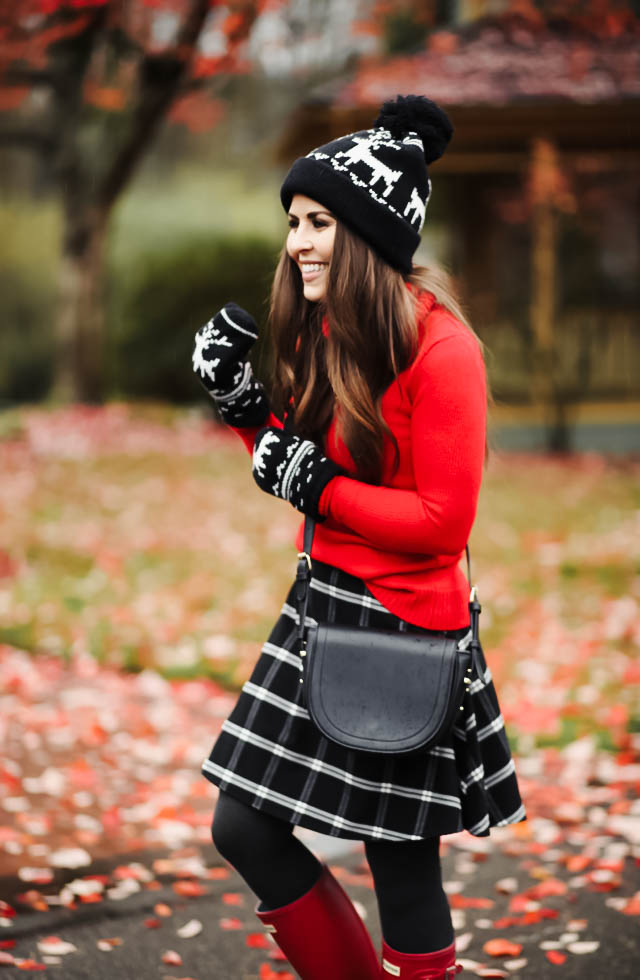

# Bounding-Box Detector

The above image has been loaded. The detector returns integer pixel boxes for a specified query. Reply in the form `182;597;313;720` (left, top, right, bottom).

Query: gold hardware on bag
297;552;312;570
469;585;478;602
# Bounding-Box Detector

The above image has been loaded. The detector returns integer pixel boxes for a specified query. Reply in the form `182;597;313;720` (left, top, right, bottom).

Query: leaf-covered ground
1;404;637;747
0;405;638;976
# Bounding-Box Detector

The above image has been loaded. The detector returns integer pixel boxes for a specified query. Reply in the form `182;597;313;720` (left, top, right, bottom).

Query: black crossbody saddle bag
295;517;482;755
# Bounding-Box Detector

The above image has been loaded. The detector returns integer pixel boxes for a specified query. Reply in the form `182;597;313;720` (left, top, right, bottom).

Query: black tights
211;792;454;954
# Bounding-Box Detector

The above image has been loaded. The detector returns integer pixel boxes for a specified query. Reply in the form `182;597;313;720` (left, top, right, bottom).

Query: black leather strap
297;516;480;649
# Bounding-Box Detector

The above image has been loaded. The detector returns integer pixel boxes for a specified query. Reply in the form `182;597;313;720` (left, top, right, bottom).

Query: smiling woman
192;94;525;980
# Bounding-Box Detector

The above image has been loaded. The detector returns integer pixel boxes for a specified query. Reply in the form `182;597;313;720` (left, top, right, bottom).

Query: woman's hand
252;427;343;522
192;303;269;427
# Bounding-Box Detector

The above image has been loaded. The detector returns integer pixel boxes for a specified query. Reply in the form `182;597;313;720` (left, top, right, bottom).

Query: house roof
339;16;640;108
276;17;640;169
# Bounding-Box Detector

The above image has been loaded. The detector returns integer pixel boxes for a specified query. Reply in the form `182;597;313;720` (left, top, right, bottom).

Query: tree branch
96;0;213;214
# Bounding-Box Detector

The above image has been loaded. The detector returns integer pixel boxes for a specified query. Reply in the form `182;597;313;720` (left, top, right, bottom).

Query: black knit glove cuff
212;362;270;428
252;428;343;522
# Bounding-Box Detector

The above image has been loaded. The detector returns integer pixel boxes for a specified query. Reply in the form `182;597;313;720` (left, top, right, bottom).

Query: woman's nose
292;225;313;248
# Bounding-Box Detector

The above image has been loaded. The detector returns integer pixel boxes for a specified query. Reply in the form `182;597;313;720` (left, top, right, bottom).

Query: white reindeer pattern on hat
308;128;430;232
334;134;402;198
404;184;428;231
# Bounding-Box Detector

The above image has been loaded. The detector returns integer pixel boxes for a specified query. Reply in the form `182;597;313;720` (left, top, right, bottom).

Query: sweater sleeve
229;412;284;454
318;333;486;555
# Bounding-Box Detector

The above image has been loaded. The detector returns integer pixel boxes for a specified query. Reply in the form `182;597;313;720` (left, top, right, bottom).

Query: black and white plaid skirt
202;560;526;842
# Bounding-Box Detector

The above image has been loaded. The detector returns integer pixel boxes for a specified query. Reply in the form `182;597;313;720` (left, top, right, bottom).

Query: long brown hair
269;221;482;484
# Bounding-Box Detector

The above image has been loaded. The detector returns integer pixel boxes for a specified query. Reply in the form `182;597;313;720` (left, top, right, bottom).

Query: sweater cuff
317;476;343;518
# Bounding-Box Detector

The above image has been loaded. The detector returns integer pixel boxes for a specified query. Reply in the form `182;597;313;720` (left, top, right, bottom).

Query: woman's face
286;194;336;302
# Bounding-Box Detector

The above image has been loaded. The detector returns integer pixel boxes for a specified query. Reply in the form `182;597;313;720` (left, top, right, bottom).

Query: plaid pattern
202;560;526;842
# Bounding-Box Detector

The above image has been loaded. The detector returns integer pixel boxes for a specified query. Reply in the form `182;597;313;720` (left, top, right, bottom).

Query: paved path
2;833;638;979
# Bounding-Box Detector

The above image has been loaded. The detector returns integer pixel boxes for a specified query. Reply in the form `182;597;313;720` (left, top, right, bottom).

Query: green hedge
0;269;55;403
0;234;279;405
107;234;279;402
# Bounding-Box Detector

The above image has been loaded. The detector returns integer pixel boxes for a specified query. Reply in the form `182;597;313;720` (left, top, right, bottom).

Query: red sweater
233;289;486;630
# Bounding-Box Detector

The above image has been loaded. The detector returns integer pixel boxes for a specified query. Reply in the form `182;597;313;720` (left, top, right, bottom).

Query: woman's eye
313;221;327;229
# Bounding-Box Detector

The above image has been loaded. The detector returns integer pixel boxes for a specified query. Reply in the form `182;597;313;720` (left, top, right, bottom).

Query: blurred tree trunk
529;136;569;451
53;204;108;403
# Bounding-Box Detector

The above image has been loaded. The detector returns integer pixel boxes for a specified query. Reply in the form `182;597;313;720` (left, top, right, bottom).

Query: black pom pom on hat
373;94;454;165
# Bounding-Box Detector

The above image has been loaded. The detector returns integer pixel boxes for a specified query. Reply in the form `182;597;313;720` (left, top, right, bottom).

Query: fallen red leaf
565;855;591;873
450;894;494;909
207;867;231;880
144;917;162;929
246;932;271;949
161;950;183;965
16;961;47;971
492;916;518;928
219;917;243;930
269;947;288;961
529;878;568;899
173;880;206;897
222;892;244;906
546;950;567;964
79;892;103;904
259;964;295;980
483;938;523;957
622;893;640;915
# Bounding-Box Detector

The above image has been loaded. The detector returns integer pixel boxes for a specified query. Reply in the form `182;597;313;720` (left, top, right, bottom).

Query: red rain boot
381;939;463;978
256;863;380;980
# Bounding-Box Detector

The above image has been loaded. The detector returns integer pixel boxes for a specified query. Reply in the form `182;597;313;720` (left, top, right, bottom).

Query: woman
193;95;526;980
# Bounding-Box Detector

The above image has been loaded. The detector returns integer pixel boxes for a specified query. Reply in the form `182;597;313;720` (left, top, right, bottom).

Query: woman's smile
300;261;328;282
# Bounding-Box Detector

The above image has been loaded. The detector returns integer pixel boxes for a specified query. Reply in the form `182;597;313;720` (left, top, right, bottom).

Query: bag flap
304;624;468;754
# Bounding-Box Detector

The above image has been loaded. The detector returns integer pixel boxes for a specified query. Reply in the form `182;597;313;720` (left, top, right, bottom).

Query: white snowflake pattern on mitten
192;304;268;427
253;429;282;480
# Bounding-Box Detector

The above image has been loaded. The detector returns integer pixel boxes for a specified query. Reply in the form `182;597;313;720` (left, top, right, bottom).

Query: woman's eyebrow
287;210;334;219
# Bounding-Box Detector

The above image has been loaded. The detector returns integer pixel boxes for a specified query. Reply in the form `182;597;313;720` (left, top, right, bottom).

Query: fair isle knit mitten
192;303;269;428
252;427;343;522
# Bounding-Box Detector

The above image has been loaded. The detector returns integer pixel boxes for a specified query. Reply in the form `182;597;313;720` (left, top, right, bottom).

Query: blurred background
1;0;638;742
1;0;639;451
0;9;639;968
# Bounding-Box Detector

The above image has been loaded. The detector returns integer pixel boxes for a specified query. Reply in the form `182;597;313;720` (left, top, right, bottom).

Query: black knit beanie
280;94;453;276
